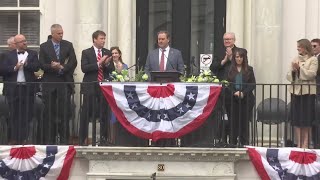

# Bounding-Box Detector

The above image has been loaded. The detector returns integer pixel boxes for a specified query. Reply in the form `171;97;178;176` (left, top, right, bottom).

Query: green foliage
180;69;229;85
133;68;148;82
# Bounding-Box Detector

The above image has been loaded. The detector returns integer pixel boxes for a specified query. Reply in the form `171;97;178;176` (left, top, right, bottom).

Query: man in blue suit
144;31;184;80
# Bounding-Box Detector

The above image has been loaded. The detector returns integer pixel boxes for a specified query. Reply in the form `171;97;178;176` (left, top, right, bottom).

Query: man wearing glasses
210;32;246;147
311;38;320;149
2;34;40;144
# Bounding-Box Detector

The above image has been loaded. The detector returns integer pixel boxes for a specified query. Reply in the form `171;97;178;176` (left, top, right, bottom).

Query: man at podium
144;30;184;81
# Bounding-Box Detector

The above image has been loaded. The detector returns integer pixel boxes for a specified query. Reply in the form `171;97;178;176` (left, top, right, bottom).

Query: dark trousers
79;91;110;145
6;85;34;144
226;97;252;146
42;87;71;144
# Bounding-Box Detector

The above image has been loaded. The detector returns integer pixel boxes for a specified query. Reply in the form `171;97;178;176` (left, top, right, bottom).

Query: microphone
136;57;140;70
191;56;196;66
127;64;136;70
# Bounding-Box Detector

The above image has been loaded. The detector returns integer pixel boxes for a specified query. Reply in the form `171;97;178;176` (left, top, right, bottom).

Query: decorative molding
76;147;248;162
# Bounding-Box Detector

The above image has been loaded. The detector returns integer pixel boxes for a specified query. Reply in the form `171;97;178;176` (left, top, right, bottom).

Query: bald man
2;34;40;144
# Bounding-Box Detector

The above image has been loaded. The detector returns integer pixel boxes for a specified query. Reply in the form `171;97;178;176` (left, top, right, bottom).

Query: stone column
281;0;306;83
74;0;103;82
305;0;319;39
226;0;245;47
253;0;282;84
117;0;136;76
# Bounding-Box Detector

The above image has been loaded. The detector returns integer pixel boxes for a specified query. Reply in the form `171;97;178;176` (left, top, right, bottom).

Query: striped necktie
54;44;60;60
97;49;103;81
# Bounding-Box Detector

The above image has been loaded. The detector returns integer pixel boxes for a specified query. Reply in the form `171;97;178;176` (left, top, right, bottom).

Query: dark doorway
136;0;226;76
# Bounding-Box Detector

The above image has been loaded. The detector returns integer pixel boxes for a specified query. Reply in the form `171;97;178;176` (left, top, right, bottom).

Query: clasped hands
291;61;300;72
51;61;63;70
15;60;25;70
98;55;112;67
234;91;244;98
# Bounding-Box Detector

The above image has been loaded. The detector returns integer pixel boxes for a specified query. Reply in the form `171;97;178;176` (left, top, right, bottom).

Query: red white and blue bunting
100;82;222;141
247;147;320;180
0;145;75;180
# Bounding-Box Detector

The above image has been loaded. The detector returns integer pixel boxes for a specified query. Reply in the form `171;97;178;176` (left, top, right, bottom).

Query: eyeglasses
312;45;318;48
15;39;27;44
223;38;234;41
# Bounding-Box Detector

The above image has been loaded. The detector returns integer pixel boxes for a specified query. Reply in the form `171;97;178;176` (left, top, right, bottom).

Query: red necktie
97;49;103;81
160;49;166;71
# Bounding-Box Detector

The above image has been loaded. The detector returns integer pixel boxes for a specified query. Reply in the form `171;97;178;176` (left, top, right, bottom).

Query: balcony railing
0;81;318;148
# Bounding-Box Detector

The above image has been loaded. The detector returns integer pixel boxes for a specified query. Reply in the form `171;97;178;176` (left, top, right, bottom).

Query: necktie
97;49;104;81
17;51;25;55
160;49;166;71
54;44;60;60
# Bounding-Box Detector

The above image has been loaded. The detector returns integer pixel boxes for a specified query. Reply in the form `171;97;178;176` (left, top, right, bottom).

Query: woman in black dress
225;48;256;146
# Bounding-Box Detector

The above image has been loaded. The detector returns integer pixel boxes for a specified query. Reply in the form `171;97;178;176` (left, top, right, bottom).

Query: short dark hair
311;38;320;45
157;30;170;39
92;30;106;43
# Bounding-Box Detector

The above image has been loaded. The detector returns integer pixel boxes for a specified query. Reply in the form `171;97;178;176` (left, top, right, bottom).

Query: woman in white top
286;39;318;148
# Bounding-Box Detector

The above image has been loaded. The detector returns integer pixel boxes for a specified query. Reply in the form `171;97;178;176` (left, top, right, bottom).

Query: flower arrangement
180;69;228;85
110;68;227;84
110;68;148;82
110;69;130;82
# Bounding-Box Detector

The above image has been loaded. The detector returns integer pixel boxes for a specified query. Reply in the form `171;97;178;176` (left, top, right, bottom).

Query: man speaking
144;30;184;80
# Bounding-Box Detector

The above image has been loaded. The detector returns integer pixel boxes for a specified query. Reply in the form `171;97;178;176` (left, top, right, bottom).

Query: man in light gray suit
144;31;184;80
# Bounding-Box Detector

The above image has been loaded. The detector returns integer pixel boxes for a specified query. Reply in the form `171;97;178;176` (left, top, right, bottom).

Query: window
0;0;40;53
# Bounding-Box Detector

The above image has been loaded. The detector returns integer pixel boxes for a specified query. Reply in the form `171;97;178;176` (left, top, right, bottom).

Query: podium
150;71;181;83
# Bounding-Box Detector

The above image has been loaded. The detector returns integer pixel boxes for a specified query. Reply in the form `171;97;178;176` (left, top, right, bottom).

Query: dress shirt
16;50;28;82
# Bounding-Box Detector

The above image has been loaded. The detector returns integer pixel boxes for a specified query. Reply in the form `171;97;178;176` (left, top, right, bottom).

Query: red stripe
100;84;221;141
147;84;175;98
247;148;271;180
289;151;317;164
57;146;76;180
10;146;36;159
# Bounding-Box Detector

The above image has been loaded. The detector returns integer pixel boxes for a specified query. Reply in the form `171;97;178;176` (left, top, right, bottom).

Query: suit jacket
39;39;77;92
80;47;115;94
210;45;241;80
2;49;40;96
225;66;256;108
144;47;185;77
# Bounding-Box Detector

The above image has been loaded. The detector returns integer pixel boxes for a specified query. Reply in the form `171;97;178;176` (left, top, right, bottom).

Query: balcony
0;81;317;179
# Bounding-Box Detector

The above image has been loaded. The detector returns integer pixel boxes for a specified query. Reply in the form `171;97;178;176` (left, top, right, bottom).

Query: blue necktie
54;44;60;60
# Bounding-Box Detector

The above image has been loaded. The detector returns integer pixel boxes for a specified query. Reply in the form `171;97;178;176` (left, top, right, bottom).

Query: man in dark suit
2;34;40;144
144;30;185;79
311;38;320;148
0;37;16;91
210;32;239;80
39;24;77;144
209;32;242;147
80;30;114;145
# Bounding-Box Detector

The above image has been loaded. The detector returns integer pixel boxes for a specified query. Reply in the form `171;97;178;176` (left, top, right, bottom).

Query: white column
252;0;282;84
281;0;306;83
117;0;136;75
74;0;103;82
305;0;320;39
226;0;245;47
105;0;118;47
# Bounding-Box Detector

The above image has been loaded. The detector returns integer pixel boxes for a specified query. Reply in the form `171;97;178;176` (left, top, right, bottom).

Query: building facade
1;0;320;84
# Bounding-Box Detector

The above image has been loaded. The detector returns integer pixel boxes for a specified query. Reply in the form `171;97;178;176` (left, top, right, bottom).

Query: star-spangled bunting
100;82;222;141
247;147;320;180
0;146;76;180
